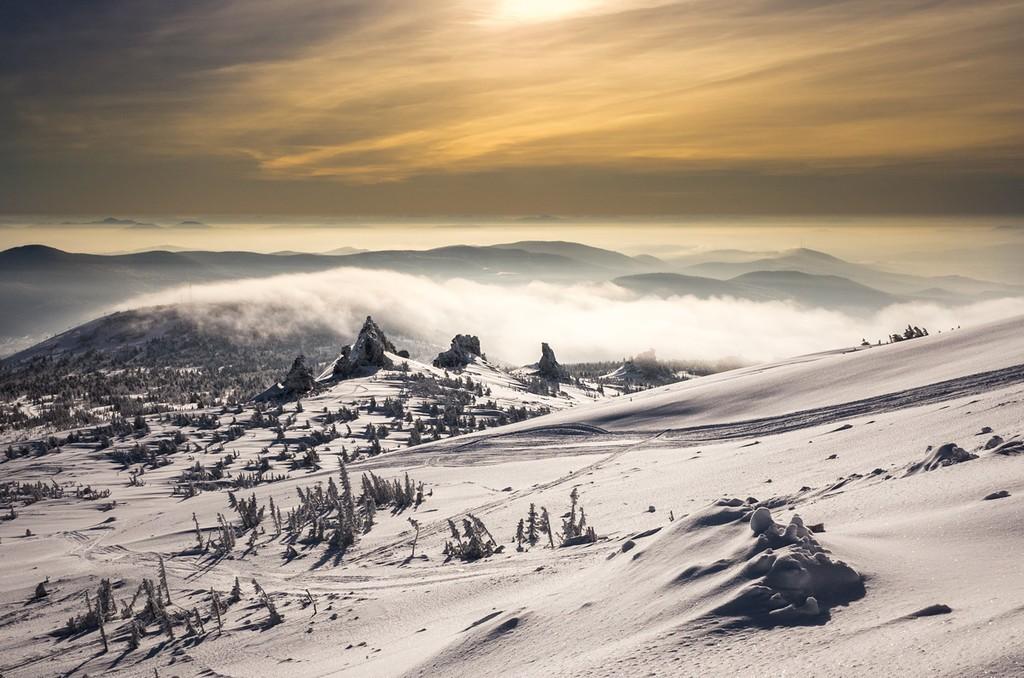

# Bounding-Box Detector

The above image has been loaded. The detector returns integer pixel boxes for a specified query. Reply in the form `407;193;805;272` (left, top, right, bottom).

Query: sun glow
495;0;593;23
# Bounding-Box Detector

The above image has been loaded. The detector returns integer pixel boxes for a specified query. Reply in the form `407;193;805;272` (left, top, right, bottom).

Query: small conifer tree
210;589;223;633
526;504;539;546
251;578;283;626
158;556;171;605
540;507;555;548
408;517;421;558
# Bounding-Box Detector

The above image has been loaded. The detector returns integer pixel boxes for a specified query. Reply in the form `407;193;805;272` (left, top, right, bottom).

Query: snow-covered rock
535;342;569;381
253;353;317;402
282;354;316;394
432;334;483;369
321;315;407;380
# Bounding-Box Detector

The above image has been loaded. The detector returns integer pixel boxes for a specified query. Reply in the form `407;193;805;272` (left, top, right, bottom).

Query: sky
2;0;1023;216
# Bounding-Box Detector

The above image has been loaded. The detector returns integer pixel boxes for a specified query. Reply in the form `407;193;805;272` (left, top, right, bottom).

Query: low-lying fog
122;266;1024;365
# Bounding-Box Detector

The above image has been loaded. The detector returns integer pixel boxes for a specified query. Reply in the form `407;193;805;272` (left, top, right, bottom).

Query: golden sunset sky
2;0;1022;215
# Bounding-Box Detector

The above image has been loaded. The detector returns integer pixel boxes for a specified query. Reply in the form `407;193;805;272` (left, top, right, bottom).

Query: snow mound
982;435;1005;450
993;439;1024;456
608;498;864;628
904;443;977;476
716;504;864;624
423;498;867;675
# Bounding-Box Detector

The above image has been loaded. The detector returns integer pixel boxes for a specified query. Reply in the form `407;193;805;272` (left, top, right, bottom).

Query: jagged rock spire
433;334;483;369
331;316;400;379
252;353;316;402
282;354;316;394
536;342;568;381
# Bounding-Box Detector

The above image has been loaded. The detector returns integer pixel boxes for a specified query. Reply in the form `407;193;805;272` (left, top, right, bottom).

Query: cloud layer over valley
120;266;1024;366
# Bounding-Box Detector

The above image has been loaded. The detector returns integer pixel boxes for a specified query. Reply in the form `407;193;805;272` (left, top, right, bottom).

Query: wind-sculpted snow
375;425;623;468
904;443;978;476
418;498;866;677
2;313;1024;677
716;502;865;624
605;499;865;627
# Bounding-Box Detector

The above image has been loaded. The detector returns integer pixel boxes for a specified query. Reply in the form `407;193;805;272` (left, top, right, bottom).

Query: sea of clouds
120;266;1024;366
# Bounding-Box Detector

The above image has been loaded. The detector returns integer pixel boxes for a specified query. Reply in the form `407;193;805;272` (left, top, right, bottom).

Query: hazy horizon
3;215;1023;273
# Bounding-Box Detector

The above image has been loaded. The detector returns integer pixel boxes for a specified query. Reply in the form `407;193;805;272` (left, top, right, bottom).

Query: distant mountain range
56;217;210;229
679;247;1020;300
613;270;899;312
61;216;159;228
490;240;657;273
1;241;1021;356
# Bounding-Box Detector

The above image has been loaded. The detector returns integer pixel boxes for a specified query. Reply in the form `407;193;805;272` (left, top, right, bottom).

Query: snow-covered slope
1;315;1023;677
489;315;1024;433
294;351;608;454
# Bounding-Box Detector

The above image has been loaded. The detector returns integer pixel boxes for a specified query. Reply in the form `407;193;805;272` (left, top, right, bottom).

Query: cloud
202;0;1023;183
117;266;1024;365
1;0;1022;213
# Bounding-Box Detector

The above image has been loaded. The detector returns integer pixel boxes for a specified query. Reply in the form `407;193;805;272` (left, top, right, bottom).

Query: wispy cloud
2;0;1022;213
184;0;1024;182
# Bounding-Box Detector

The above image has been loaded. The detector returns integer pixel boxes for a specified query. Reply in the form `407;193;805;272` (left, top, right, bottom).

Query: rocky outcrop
253;354;316;402
433;334;483;369
536;342;569;381
282;354;316;394
330;316;402;380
